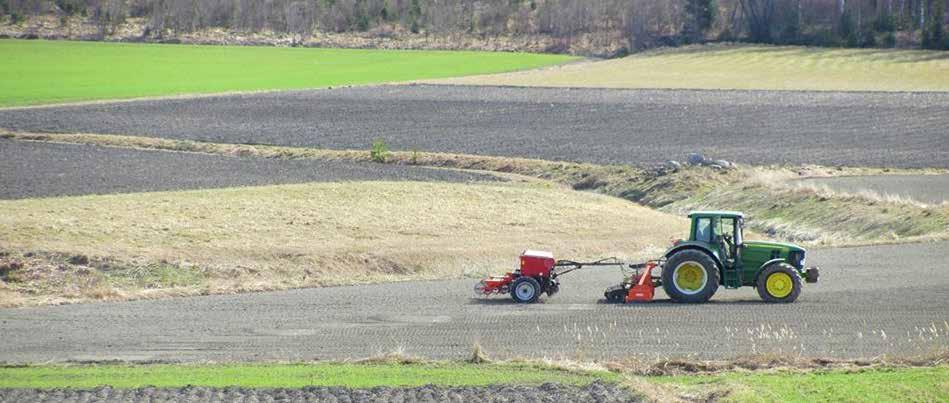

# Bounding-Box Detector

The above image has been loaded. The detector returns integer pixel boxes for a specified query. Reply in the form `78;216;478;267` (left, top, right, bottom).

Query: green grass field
0;39;573;107
658;366;949;402
0;362;616;389
442;44;949;91
1;362;945;402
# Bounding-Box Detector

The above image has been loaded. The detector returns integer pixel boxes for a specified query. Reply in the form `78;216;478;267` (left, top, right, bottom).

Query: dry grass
4;131;946;248
0;180;686;307
431;43;949;92
620;165;949;245
605;350;949;376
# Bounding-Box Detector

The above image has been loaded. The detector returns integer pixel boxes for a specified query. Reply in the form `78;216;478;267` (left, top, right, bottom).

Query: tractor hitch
604;261;661;303
804;266;820;283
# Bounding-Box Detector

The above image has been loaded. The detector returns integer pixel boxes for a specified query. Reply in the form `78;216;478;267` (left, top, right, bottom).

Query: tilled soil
795;174;949;205
0;139;496;199
1;242;946;363
0;382;639;403
1;85;947;168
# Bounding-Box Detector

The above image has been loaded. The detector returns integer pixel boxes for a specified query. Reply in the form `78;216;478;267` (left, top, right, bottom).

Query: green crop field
658;366;949;402
1;362;945;402
0;362;617;389
0;39;573;107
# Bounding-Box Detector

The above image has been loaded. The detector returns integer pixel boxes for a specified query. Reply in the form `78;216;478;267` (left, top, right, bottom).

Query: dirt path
1;242;946;363
1;85;947;168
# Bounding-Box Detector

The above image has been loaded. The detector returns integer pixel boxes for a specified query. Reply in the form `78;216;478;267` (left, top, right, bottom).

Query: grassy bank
0;39;572;107
0;174;685;307
7;132;946;247
436;44;949;92
3;132;946;306
1;361;945;402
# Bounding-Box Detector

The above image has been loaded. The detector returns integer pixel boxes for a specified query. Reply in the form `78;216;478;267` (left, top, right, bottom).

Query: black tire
511;276;541;303
756;263;802;303
662;250;720;303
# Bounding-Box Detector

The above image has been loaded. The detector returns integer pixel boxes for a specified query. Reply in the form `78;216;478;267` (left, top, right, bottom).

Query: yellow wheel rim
674;262;706;294
766;272;793;298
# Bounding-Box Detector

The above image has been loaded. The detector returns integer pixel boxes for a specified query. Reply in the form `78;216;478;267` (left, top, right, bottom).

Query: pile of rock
658;153;734;175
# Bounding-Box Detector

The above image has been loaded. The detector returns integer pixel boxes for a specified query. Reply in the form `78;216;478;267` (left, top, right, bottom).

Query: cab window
718;218;735;240
694;218;712;242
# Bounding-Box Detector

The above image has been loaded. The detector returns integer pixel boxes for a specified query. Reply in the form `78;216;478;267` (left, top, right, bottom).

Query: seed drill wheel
474;280;487;297
511;277;541;303
662;250;720;303
756;263;802;303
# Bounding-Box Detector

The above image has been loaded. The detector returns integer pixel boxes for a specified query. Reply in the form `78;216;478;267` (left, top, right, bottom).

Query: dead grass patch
4;130;945;248
2;131;947;306
0;179;685;307
428;43;949;92
604;349;949;376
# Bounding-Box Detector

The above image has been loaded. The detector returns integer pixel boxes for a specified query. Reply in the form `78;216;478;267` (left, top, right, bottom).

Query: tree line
2;0;946;50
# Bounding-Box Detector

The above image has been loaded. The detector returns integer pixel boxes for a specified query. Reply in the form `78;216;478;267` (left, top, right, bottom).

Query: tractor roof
688;210;744;219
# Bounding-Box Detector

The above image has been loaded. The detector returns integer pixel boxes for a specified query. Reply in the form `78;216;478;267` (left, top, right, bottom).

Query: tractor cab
688;211;743;266
683;211;746;288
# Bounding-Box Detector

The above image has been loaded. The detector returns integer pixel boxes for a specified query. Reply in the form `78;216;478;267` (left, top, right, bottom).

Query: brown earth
0;382;639;403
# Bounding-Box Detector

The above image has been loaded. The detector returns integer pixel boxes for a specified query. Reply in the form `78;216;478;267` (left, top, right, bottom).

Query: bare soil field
1;241;945;363
2;85;947;168
795;174;949;205
0;139;496;199
0;382;637;403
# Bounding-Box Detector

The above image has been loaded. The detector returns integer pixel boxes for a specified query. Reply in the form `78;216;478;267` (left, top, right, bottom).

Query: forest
2;0;947;51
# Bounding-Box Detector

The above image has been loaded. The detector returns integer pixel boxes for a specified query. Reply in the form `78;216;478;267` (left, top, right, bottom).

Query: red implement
625;261;658;303
476;250;624;303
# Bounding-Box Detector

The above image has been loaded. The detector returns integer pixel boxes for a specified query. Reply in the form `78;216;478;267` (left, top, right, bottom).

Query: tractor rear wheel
662;250;720;303
511;277;541;303
756;263;802;303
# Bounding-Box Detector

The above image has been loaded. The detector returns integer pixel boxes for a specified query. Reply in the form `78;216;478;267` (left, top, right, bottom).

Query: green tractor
655;211;818;303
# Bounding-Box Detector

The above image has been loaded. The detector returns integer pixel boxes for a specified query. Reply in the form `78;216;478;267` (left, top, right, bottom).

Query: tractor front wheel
511;277;541;303
756;263;802;303
662;250;720;303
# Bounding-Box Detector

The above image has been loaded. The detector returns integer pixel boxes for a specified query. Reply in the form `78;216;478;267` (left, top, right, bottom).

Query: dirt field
2;85;947;168
1;241;945;363
0;382;637;403
0;139;496;199
795;174;949;205
2;83;947;366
